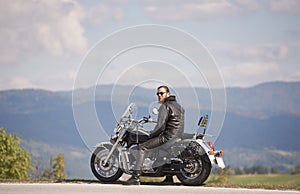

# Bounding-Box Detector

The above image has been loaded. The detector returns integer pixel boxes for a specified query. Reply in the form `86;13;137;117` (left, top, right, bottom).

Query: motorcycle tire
90;147;123;183
176;155;211;186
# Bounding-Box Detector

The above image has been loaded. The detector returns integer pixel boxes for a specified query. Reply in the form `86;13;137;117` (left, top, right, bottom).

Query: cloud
143;0;300;21
222;62;280;86
232;44;289;60
0;76;37;90
142;0;267;21
143;0;240;21
84;2;124;25
69;150;86;158
235;0;261;11
269;0;300;13
0;0;88;64
287;71;300;82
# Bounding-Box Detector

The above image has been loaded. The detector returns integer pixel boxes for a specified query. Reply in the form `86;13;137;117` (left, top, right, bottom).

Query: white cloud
207;41;291;69
269;0;300;13
0;0;88;64
0;77;37;90
84;3;124;25
235;0;261;11
142;0;300;21
142;0;267;21
232;44;289;60
222;62;280;86
287;71;300;82
144;0;240;21
0;1;298;91
69;150;86;158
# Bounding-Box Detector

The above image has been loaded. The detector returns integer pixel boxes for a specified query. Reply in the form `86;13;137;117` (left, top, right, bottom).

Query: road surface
0;183;299;194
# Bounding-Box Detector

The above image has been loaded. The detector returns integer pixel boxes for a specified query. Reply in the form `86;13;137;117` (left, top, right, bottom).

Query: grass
140;173;300;190
206;173;300;191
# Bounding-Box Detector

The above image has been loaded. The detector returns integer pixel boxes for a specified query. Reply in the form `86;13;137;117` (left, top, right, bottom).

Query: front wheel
176;155;211;186
90;147;123;183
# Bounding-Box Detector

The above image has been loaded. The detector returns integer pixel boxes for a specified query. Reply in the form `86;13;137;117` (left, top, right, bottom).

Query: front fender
94;141;113;150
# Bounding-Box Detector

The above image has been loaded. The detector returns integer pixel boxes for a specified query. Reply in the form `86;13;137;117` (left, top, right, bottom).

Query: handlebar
138;116;156;124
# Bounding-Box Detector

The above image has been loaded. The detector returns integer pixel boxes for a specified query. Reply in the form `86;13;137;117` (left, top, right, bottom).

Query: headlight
110;135;118;143
114;123;123;133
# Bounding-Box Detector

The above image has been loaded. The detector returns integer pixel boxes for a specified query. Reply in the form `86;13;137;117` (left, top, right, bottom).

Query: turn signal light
219;151;225;156
215;151;225;157
209;150;214;155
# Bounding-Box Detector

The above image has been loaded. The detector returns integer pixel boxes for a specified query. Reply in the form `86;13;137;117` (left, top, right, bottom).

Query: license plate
216;157;225;169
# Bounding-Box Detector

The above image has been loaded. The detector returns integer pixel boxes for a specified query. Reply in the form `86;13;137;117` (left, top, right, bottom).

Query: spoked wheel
90;147;123;182
176;155;211;186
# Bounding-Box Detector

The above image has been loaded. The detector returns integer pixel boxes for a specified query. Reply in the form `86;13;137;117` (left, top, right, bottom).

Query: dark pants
139;135;166;151
133;135;167;173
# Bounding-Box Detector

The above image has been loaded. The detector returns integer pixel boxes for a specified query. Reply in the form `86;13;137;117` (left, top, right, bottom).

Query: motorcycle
90;103;225;186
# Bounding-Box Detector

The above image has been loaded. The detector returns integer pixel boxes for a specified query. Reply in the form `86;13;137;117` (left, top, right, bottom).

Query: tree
209;167;229;184
233;167;245;175
270;166;279;174
42;153;67;180
291;165;300;175
52;153;67;180
245;165;269;174
41;156;54;180
32;158;43;180
0;128;32;179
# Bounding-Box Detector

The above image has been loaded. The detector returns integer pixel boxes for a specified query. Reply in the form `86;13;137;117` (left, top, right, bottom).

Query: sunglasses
156;92;166;96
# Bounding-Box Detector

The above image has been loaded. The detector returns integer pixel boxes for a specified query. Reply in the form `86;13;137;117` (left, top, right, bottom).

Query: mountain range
0;81;300;178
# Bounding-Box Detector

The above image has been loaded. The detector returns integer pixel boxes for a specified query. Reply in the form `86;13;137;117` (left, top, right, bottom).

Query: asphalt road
0;183;299;194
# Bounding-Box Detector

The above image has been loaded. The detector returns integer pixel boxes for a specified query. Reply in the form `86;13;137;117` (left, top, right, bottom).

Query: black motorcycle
90;103;225;186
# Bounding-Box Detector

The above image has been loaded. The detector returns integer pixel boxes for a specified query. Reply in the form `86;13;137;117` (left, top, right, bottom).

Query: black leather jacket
150;96;185;143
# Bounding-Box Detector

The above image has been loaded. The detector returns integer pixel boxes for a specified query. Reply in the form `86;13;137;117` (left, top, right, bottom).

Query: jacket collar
164;95;176;102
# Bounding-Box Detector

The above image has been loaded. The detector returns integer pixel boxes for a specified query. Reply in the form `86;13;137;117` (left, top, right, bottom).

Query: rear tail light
207;141;215;150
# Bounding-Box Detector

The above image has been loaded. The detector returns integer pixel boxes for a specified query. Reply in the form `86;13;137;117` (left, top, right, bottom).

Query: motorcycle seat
182;133;194;139
160;137;181;150
182;133;204;140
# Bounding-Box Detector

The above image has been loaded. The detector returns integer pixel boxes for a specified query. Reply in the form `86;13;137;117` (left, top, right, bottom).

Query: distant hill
1;81;300;177
226;81;300;118
1;81;299;149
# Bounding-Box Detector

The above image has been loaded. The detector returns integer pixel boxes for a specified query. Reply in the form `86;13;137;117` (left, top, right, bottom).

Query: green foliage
232;167;245;175
223;165;285;175
291;165;300;175
244;165;269;174
52;153;67;180
209;168;229;184
0;128;32;179
226;173;300;190
270;166;280;174
42;153;67;180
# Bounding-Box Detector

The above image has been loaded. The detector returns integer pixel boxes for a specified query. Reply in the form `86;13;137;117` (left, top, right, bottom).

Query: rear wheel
176;155;211;186
90;147;123;182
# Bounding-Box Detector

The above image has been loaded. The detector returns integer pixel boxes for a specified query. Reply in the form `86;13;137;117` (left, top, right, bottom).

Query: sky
0;0;300;91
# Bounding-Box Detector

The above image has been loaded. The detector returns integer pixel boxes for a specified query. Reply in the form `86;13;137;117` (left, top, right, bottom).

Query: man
124;85;185;185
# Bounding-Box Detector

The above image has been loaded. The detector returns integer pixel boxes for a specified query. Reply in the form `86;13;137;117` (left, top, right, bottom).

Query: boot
123;150;145;185
161;176;174;185
123;174;140;185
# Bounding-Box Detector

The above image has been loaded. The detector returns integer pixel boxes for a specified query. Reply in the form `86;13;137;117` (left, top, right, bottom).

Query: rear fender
195;139;225;168
186;140;211;164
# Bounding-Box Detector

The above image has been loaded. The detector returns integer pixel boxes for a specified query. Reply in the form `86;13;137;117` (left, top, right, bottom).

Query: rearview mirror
152;107;159;115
